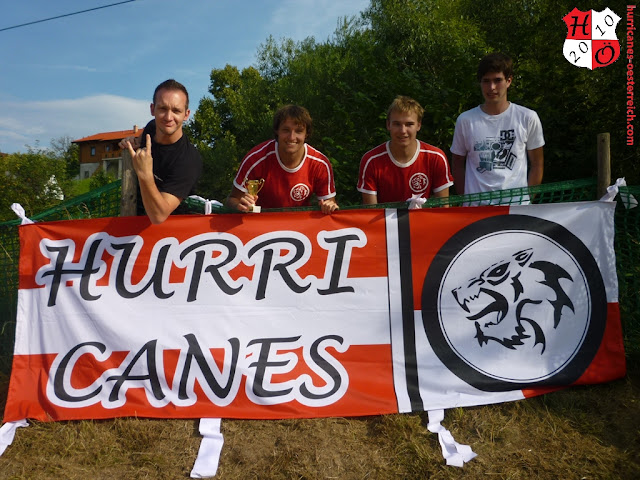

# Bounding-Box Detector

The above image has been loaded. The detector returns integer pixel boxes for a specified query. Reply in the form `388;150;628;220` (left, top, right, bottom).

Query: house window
105;145;111;152
91;147;96;156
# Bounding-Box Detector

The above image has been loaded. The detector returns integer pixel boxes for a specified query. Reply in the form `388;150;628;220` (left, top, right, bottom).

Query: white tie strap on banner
188;196;223;215
599;178;638;208
0;420;29;456
10;203;34;225
407;193;426;209
190;418;224;478
427;410;477;467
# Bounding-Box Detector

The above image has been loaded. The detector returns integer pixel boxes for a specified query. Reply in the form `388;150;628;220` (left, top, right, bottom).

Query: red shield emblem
562;7;621;69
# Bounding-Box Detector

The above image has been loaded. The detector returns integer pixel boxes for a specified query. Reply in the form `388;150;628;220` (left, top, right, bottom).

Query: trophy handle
245;178;265;196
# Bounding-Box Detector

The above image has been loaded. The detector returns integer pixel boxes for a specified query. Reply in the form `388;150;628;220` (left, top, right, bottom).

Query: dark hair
477;53;513;81
153;79;190;110
386;95;424;122
273;105;313;138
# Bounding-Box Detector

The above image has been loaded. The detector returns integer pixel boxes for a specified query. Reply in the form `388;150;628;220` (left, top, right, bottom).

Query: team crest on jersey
409;173;429;194
562;7;621;69
422;215;606;391
290;183;311;202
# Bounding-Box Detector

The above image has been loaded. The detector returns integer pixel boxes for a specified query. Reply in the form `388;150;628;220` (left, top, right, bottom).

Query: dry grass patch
1;356;638;479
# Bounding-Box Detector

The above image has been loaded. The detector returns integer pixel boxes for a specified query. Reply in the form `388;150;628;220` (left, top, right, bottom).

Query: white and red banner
2;202;626;423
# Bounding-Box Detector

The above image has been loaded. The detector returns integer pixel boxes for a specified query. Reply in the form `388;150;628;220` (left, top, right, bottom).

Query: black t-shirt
136;120;203;216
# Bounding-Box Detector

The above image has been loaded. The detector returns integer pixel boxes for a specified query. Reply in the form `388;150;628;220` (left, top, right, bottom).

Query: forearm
225;194;243;211
451;154;466;195
527;147;544;187
138;177;180;224
361;193;377;205
433;187;450;207
527;169;543;187
127;133;179;223
226;187;255;212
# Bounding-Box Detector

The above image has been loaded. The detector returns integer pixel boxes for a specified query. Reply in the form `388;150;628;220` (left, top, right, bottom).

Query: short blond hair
386;96;424;122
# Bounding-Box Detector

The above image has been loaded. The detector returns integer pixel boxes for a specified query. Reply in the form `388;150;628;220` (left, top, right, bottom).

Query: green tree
0;150;68;222
188;64;276;202
49;135;80;180
89;170;117;190
454;0;632;181
189;0;637;206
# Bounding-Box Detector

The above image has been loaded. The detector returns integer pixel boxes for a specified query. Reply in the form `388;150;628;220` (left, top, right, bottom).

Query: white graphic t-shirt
451;103;544;204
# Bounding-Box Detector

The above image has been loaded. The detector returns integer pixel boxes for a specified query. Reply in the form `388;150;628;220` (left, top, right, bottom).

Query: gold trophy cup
245;178;265;213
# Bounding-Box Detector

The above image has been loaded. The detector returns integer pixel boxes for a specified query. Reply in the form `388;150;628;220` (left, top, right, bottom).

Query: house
73;125;142;179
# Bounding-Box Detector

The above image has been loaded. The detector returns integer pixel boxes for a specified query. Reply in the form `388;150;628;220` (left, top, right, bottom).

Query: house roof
73;126;142;144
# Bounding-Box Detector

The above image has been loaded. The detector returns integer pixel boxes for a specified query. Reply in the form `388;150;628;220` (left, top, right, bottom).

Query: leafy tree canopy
0;149;69;222
189;0;635;206
49;135;80;180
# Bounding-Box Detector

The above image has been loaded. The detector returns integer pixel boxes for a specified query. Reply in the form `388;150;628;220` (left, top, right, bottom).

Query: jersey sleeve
357;153;377;195
232;161;250;193
311;154;337;200
233;141;272;193
430;148;454;193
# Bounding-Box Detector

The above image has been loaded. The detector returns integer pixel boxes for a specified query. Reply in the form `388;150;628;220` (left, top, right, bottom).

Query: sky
0;0;370;154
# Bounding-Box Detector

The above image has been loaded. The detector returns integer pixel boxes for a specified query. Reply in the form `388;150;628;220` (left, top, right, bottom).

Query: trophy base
249;206;261;213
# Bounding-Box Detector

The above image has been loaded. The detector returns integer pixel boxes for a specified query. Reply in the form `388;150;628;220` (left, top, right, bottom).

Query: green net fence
0;178;637;373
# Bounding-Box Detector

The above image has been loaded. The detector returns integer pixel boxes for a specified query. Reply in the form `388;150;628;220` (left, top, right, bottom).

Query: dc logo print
409;173;429;193
563;7;621;69
291;183;310;202
422;215;606;391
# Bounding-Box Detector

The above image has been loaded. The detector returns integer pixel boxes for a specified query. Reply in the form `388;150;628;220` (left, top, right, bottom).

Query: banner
3;202;626;423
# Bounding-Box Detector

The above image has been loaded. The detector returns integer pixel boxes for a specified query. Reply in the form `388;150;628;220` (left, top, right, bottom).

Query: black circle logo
422;215;606;391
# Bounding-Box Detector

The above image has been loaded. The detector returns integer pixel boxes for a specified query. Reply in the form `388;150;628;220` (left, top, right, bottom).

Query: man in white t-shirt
450;53;544;204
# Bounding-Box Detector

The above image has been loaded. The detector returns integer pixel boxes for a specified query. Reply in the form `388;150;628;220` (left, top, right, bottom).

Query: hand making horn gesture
125;134;154;182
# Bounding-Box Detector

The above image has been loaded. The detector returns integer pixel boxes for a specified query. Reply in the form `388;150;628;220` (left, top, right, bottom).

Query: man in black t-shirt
120;79;202;224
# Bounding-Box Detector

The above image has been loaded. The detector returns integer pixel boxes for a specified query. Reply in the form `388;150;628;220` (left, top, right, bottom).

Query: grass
0;353;638;479
65;178;92;199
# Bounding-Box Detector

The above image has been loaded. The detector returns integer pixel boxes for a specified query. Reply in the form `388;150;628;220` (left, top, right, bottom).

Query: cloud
267;0;368;42
0;95;150;153
12;63;100;73
47;64;100;73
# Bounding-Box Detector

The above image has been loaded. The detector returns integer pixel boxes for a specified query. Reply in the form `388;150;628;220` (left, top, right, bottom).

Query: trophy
244;178;265;213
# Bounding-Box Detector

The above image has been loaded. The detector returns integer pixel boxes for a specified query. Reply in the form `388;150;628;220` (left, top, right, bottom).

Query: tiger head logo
451;248;575;354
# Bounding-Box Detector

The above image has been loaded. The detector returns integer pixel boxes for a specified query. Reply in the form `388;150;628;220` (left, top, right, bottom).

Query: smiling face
276;117;307;165
386;110;421;150
480;71;512;109
150;88;190;144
